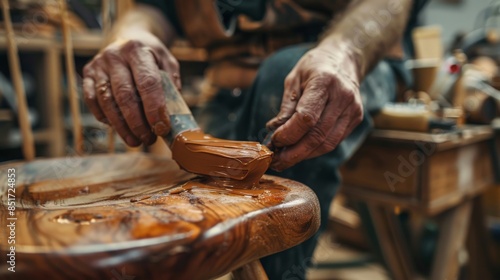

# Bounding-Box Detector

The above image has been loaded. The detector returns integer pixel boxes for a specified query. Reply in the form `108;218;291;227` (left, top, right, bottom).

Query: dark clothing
199;44;399;279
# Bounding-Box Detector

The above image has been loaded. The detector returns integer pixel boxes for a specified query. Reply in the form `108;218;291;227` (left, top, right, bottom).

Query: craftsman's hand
83;31;180;146
266;46;364;171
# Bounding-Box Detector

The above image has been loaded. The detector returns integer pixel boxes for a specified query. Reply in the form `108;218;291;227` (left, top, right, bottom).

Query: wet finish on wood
0;154;320;280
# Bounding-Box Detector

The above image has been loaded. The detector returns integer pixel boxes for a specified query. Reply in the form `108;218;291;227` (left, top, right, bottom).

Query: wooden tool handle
1;0;35;160
160;71;192;115
160;71;199;143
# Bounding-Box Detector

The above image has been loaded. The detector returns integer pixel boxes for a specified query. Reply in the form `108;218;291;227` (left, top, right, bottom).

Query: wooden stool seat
0;153;320;279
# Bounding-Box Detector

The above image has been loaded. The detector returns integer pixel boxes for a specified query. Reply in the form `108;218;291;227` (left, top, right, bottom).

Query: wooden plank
430;201;472;280
0;32;103;53
465;197;494;280
59;0;83;154
341;145;419;195
426;183;490;216
369;126;493;152
1;0;35;160
342;186;419;211
41;47;65;157
425;141;493;202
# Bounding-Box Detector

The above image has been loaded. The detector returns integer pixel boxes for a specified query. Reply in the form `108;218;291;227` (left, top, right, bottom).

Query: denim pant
196;44;400;279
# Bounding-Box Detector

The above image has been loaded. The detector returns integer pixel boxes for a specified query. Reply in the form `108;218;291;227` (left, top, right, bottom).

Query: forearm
318;0;413;82
106;4;177;46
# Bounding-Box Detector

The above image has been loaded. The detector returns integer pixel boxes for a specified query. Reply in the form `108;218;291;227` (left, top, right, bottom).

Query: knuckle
320;140;338;154
114;84;137;104
315;69;336;84
136;73;161;93
354;107;364;124
83;63;94;77
168;57;180;71
121;39;144;53
284;75;294;89
325;135;341;151
102;48;123;63
342;91;356;104
129;120;148;132
83;92;96;104
305;128;326;149
296;110;319;128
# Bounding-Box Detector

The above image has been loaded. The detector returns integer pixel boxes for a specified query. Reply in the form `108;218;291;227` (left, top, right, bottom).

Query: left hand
266;45;364;171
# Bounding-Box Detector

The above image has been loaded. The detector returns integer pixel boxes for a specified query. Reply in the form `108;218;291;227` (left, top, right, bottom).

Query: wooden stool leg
1;0;35;160
430;201;472;280
232;260;269;280
466;197;494;280
367;203;414;280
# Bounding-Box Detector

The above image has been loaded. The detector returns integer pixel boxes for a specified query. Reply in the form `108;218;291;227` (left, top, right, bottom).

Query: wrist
317;35;365;83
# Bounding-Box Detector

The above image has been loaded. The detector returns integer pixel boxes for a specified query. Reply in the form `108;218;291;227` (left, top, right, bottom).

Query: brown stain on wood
171;129;273;188
0;153;320;280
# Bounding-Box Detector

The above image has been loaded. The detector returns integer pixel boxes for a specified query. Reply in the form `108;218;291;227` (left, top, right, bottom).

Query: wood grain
425;141;493;201
367;204;415;280
342;127;495;215
430;202;472;280
341;144;419;196
58;0;83;154
0;154;320;279
1;0;35;160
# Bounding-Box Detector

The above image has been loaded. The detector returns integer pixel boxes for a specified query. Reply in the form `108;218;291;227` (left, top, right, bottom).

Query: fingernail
152;121;170;137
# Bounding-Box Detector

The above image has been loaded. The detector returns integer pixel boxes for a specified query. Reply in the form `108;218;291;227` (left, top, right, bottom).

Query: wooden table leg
430;201;472;280
366;203;415;280
466;197;494;280
232;260;269;280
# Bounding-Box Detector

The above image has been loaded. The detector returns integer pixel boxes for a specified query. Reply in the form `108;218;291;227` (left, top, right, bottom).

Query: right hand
83;31;180;147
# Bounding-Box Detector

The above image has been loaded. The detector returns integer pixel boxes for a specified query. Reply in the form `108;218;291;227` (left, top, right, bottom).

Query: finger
299;102;362;162
270;102;347;171
82;74;107;125
122;41;170;137
104;52;156;145
94;67;140;147
305;113;351;160
266;73;301;131
271;79;329;148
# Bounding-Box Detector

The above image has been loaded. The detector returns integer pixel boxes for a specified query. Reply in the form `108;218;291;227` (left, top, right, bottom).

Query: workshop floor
217;232;389;280
306;233;389;280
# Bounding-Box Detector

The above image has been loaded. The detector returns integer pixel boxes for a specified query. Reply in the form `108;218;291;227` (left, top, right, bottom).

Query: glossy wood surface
0;153;320;279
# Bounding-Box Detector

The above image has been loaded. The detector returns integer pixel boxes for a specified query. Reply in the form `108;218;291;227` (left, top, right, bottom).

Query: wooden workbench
341;125;497;280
